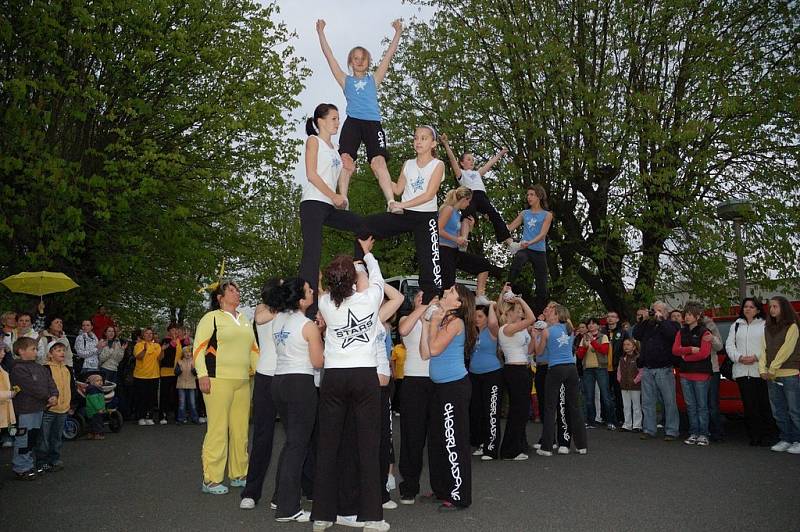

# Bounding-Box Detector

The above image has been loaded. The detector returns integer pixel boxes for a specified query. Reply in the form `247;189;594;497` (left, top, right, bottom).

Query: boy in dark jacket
10;337;58;479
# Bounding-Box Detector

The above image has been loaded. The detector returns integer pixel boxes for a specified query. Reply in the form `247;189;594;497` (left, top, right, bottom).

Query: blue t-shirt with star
522;209;548;251
344;74;381;121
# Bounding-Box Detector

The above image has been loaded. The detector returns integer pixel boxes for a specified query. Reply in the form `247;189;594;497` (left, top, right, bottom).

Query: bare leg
370;155;396;207
476;271;489;297
339;154;355;209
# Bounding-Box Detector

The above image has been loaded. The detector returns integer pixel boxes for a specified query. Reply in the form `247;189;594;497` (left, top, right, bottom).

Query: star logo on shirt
557;332;570;347
354;79;367;92
333;309;374;349
273;327;290;346
332;155;342;170
411;173;425;193
527;217;538;230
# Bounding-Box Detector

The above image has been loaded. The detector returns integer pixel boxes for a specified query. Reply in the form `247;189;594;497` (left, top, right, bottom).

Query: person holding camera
632;302;680;441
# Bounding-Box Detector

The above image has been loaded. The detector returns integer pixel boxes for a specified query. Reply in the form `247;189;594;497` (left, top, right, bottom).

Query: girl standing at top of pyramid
317;18;403;212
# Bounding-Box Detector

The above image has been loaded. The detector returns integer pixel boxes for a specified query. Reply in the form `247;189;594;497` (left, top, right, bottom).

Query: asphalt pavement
2;416;798;531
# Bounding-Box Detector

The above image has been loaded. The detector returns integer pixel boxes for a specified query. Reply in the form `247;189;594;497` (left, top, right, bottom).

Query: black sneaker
40;463;53;473
639;432;655;440
15;470;36;481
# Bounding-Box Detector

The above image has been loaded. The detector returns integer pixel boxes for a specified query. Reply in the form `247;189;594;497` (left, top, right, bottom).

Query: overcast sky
272;1;435;180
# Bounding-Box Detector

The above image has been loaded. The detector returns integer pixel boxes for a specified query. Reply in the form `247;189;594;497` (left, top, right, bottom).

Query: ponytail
442;186;472;210
270;277;307;313
306;103;339;136
323;255;357;308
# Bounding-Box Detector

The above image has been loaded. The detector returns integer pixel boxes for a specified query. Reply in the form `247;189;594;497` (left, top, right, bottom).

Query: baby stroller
63;380;124;441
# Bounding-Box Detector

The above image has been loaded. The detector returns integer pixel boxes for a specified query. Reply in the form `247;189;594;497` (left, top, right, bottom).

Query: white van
385;275;478;319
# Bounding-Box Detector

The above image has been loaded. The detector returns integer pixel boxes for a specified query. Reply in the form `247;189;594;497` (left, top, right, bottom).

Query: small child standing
10;337;58;479
175;346;199;424
37;342;72;470
85;373;106;440
617;338;643;432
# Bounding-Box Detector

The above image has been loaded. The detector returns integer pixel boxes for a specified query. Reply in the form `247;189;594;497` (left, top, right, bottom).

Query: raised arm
477;147;508;176
503;298;535;336
439;133;463;178
397;161;444;210
380;282;405;322
316;19;346;88
374;19;403;87
254;303;277;326
399;301;427;337
487;301;500;338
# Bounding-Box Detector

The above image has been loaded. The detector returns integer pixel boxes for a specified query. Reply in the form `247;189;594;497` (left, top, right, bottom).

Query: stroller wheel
109;410;124;433
63;415;84;441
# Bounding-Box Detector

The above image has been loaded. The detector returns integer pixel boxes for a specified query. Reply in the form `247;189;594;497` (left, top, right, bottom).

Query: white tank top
273;311;315;376
499;324;531;364
301;136;342;205
458;169;486;192
401;158;442;212
255;321;277;376
402;319;429;377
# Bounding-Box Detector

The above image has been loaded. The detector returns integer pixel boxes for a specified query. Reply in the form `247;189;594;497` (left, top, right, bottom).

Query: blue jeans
641;367;679;437
582;367;615;425
680;378;710;437
35;411;67;465
707;372;723;439
768;376;800;443
177;388;198;422
12;411;43;473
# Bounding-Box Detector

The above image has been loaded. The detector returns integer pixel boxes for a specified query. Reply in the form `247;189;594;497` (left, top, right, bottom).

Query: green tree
382;0;800;317
0;0;308;328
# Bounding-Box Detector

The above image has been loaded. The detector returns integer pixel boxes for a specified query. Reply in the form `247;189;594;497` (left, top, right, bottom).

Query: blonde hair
440;186;472;212
347;46;372;72
498;300;522;326
554;303;574;334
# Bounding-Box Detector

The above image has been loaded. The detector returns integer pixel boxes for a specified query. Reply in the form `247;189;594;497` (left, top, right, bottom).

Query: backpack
719;322;738;380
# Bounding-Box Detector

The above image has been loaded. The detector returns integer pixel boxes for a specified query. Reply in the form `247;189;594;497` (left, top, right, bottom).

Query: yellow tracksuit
193;310;259;484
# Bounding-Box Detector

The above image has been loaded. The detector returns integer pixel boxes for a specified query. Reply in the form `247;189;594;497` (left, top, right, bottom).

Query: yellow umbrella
1;271;79;297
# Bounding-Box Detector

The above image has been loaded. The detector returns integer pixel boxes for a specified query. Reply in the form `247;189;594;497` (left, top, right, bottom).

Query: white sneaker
239;497;255;510
771;440;792;452
472;445;484;456
511;453;528;461
536;449;552;457
269;502;277;510
474;295;490;306
480;454;494;461
507;241;521;254
577;448;588;455
138;419;147;426
382;500;398;509
199;417;207;424
313;521;334;531
696;435;710;446
145;419;155;425
336;515;365;528
684;435;698;446
365;520;390;532
533;443;542;450
386;473;396;491
275;510;310;523
159;418;168;425
787;442;800;454
557;446;570;455
399;497;415;505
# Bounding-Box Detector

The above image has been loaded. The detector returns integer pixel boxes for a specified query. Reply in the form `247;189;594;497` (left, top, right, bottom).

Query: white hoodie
725;317;765;379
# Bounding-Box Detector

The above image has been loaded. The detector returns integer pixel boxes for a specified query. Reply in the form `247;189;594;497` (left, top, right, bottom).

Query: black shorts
339;116;390;163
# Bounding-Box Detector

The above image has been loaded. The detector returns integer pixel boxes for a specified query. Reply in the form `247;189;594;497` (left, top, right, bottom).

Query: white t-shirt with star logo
457;169;486;192
319;253;385;368
401;158;443;213
301;135;342;206
273;311;315;376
